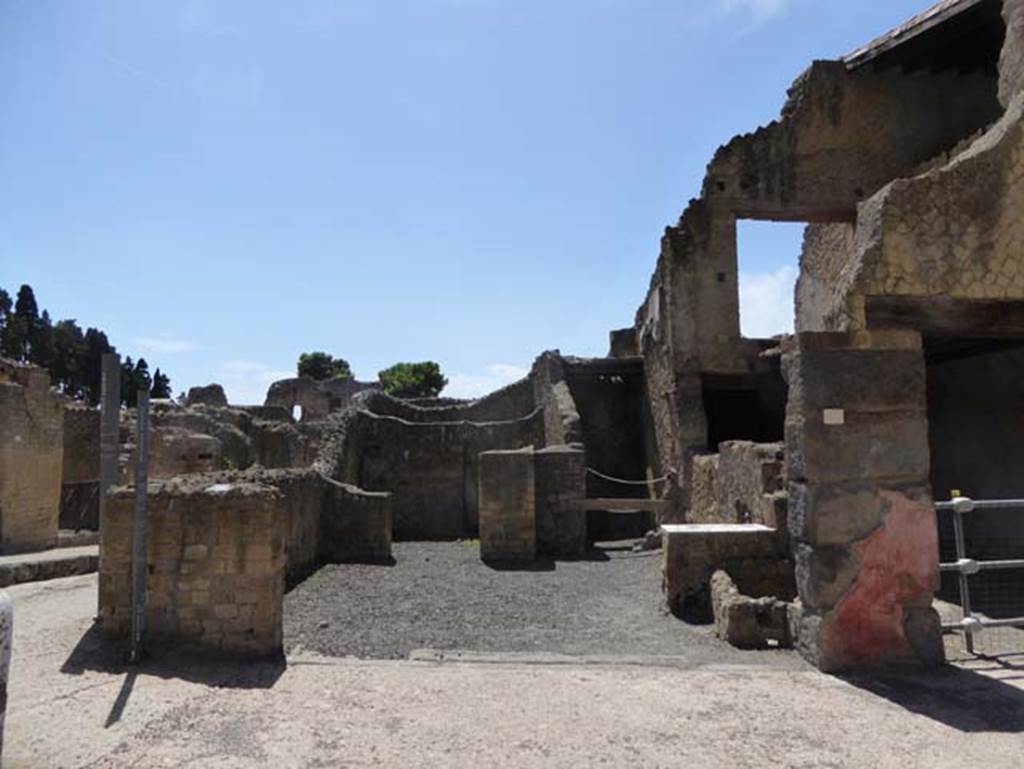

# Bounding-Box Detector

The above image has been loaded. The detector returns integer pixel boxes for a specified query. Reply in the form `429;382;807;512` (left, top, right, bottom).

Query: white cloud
216;359;294;405
738;264;797;339
719;0;795;22
132;334;198;355
444;363;529;399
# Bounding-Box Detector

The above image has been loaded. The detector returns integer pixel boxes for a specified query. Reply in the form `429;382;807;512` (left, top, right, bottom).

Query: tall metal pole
98;353;121;531
130;388;150;663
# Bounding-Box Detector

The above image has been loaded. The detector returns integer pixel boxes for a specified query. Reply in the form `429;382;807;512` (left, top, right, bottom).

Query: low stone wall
167;468;392;586
144;427;222;479
662;523;792;620
710;569;795;650
321;479;392;563
689;442;787;531
479;449;536;561
99;478;286;657
0;359;63;553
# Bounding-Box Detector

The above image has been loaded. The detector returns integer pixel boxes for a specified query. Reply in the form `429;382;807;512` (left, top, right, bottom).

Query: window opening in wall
293;404;303;422
736;220;803;340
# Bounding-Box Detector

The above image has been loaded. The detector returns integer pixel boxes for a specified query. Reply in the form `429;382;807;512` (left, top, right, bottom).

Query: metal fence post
951;499;975;654
130;389;150;663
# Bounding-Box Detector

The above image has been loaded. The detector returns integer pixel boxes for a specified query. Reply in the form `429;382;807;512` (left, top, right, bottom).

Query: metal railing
936;496;1024;654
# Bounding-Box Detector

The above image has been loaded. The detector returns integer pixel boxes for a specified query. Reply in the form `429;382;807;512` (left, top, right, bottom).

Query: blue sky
0;0;931;402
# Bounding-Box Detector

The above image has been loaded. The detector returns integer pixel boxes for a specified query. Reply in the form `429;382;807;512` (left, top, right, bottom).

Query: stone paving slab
0;544;98;587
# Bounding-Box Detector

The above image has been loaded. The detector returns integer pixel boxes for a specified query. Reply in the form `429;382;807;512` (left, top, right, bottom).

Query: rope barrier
585;467;670;486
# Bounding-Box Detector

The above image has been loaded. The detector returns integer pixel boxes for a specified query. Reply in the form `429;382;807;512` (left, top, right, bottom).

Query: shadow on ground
845;663;1024;733
61;622;286;690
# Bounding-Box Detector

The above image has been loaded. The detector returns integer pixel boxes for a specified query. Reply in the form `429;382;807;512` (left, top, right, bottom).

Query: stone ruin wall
689;441;787;532
98;466;391;656
99;478;287;656
61;404;100;531
336;403;545;540
633;28;1008;511
308;351;606;543
0;359;63;553
479;445;587;561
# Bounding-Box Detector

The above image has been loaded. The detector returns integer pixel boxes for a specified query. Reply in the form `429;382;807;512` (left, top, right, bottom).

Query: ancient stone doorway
925;335;1024;655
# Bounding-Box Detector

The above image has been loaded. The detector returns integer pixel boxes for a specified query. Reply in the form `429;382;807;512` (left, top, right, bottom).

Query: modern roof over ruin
843;0;995;70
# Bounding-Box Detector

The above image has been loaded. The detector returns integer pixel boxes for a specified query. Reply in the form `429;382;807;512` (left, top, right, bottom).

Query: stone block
788;480;931;547
662;523;789;618
786;412;929;484
710;570;794;649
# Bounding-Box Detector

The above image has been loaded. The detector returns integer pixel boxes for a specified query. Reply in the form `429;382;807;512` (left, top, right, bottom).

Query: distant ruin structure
0;360;63;553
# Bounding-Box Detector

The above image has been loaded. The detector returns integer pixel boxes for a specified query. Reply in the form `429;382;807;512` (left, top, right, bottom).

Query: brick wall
479;449;536;560
62;404;99;484
99;478;286;657
346;409;543;540
320;478;392;563
534;446;586;557
0;359;63;553
689;442;787;531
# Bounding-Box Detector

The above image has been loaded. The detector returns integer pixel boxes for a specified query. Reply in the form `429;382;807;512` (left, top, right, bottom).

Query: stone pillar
785;330;944;671
534;446;586;557
479;449;535;561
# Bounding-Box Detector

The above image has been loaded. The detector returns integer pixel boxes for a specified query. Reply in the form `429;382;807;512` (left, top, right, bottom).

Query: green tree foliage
51;319;87;399
151;368;172;399
297;351;352;381
378;361;448;399
119;357;153;407
0;283;173;406
0;289;16;360
81;328;115;405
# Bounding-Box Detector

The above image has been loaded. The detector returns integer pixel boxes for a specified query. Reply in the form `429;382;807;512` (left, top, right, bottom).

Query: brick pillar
785;330;944;671
479;449;535;561
534;446;586;557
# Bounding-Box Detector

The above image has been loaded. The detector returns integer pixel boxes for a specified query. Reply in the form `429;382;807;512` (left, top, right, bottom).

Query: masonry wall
530;351;583;447
99;478;286;657
60;404;100;531
784;330;943;671
348;409;544;539
479;450;536;560
361;378;535;424
534;446;586;557
689;441;787;530
320;478;392;563
0;360;63;553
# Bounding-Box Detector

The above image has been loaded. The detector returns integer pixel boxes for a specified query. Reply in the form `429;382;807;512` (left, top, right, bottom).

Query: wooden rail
571;498;671;514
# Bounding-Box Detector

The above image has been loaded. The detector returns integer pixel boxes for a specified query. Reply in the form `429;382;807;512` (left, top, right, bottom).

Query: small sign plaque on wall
823;408;845;426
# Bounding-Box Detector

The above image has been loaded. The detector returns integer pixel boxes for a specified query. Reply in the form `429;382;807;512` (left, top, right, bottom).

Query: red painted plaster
822;491;939;667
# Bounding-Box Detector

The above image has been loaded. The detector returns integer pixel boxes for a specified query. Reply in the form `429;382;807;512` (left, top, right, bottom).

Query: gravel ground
284;541;802;666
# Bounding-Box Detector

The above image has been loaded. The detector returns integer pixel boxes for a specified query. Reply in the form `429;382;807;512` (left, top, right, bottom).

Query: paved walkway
7;574;1024;768
0;544;97;588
